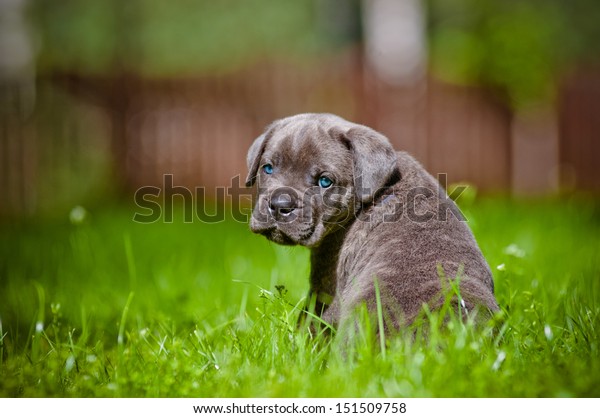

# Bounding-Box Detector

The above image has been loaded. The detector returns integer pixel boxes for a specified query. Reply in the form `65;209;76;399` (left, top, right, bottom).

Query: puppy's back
334;151;498;326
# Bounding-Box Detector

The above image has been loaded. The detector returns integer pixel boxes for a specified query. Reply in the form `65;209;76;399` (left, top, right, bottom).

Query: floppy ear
245;133;268;187
336;126;399;203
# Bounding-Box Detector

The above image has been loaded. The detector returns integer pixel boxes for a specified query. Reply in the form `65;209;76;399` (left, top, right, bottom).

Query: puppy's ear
245;133;268;187
334;125;399;203
246;120;282;186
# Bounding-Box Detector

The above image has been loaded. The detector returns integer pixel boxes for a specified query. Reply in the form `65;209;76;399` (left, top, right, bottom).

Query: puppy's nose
268;188;298;218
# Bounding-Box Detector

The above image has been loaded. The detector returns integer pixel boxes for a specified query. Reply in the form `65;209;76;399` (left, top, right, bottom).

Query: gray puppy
246;113;498;333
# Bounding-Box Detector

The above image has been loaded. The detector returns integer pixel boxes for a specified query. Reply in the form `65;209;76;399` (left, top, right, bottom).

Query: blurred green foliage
428;0;600;107
32;0;600;107
33;0;344;77
32;0;600;105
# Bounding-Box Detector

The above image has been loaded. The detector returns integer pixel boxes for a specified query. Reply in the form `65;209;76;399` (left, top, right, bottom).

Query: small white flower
503;244;525;258
65;355;75;372
492;351;506;371
69;206;87;225
544;325;553;341
35;321;44;333
496;263;506;271
214;364;220;370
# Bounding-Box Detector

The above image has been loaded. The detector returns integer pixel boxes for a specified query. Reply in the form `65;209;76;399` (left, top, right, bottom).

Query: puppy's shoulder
395;150;422;170
394;151;438;190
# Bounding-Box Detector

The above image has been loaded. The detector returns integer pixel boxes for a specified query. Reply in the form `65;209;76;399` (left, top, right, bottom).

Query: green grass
1;198;599;397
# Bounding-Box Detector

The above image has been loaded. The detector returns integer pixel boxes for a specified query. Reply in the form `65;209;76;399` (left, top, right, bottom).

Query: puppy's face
246;114;398;248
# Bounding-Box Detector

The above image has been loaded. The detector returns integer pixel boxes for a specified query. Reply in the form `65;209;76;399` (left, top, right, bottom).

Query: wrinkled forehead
263;120;349;169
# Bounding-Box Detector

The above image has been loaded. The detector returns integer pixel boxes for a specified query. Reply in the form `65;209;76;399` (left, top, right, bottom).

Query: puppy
246;113;498;333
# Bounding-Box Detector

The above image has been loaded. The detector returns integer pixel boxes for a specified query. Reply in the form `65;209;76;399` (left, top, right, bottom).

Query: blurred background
1;0;600;217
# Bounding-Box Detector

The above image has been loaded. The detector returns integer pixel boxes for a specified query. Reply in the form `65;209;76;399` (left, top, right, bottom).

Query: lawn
1;197;599;397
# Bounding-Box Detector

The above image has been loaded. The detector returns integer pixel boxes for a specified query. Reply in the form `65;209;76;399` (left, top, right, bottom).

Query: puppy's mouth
252;222;315;246
250;193;324;246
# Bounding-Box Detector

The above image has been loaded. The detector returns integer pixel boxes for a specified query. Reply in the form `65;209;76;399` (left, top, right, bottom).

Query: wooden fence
1;49;599;216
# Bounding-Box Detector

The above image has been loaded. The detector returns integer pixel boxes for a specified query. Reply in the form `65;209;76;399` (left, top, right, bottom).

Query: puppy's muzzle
268;187;300;220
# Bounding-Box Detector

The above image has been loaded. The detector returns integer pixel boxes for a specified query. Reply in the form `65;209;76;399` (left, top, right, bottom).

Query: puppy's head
246;113;398;248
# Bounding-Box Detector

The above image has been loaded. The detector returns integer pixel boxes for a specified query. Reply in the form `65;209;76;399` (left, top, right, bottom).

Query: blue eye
263;164;273;175
318;176;333;188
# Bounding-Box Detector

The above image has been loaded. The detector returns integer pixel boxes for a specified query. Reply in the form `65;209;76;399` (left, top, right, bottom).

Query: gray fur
247;113;498;332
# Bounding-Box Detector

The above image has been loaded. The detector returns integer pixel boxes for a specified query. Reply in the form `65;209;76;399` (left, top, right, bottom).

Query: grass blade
374;278;386;360
118;292;135;348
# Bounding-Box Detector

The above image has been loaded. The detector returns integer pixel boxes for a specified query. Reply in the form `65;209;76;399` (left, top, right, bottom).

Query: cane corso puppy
246;113;498;333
